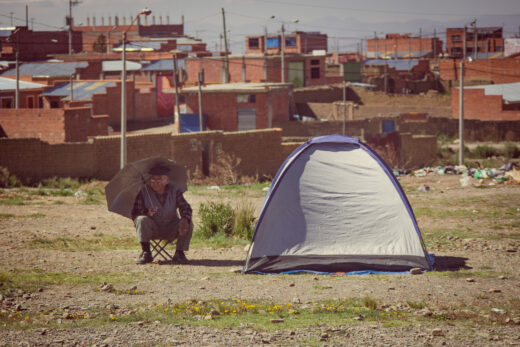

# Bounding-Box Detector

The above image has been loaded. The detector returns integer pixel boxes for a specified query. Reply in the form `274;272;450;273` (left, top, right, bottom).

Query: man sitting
131;165;192;264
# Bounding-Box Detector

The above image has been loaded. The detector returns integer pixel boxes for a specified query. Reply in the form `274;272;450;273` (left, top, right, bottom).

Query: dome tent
243;134;433;274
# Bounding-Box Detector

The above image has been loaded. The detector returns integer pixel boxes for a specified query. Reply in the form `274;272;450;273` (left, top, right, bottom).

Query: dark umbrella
105;156;187;219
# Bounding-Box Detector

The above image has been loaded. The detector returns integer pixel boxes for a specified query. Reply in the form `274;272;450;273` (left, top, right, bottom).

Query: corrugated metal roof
112;41;167;52
464;82;520;103
0;77;46;91
366;51;432;59
363;59;419;71
0;29;13;37
182;82;290;94
141;59;185;71
102;60;142;72
41;80;116;101
0;62;88;78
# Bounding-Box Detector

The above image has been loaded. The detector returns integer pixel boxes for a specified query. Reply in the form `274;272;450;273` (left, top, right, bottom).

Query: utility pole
473;20;478;60
25;5;28;27
172;55;181;133
419;28;422;58
342;81;346;135
70;74;74;101
374;32;378;58
281;23;285;83
264;26;268;54
69;0;72;55
222;8;229;83
120;31;127;168
462;26;466;60
15;50;19;109
197;69;204;131
459;60;464;166
384;63;388;94
433;27;437;62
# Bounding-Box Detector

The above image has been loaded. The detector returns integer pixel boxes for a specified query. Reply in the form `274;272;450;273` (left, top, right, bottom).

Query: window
27;96;34;109
237;94;256;103
311;67;320;79
310;59;320;65
451;47;462;54
267;37;280;48
0;97;13;108
285;37;297;47
451;35;461;42
248;38;259;49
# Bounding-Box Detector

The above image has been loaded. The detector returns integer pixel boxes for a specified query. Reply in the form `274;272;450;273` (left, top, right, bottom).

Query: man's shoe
173;251;188;264
136;251;153;264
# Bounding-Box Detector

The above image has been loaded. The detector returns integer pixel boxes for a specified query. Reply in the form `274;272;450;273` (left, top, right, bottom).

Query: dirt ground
0;175;519;346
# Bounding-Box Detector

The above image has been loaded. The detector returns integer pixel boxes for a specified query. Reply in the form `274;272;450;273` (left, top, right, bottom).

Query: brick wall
0;89;43;108
439;58;520;84
451;87;520;121
0;107;108;144
184;90;290;131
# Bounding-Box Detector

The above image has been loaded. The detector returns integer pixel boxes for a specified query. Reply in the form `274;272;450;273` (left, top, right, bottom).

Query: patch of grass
0;269;142;295
233;196;256;240
407;300;426;309
79;187;105;205
471;145;500;158
0;213;15;220
190;231;249;249
197;202;235;238
27;233;138;251
503;142;520;158
0;195;32;205
40;177;81;190
313;285;333;290
22;213;46;218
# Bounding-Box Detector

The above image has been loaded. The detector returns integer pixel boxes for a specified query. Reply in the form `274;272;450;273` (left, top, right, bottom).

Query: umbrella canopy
105;156;187;219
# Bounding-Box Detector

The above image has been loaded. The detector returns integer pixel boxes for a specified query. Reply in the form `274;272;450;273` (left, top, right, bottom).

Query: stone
210;309;220;316
102;337;114;345
432;328;444;337
491;308;506;314
489;289;502;293
499;275;507;280
289;282;295;287
292;297;301;304
270;319;284;323
410;268;423;275
466;278;475;282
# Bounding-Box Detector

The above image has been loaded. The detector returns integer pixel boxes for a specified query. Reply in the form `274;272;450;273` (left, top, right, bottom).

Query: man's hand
148;206;158;217
179;218;190;235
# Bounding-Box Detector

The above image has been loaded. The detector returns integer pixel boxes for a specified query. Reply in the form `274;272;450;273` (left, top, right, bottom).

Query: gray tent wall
243;135;432;273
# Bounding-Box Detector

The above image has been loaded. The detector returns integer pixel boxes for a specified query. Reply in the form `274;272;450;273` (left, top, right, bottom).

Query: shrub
472;145;499;158
233;197;256;239
503;142;520;159
198;202;235;238
40;177;81;190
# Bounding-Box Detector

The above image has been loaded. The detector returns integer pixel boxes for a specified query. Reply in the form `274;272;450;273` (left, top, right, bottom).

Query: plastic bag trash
444;166;456;175
207;186;221;191
459;176;470;187
417;185;430;192
262;187;269;192
74;189;85;197
437;166;445;175
454;165;468;175
474;169;488;179
413;169;427;177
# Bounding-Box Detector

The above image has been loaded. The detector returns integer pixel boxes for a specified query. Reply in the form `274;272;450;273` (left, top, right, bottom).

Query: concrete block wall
41;142;95;178
0;138;43;182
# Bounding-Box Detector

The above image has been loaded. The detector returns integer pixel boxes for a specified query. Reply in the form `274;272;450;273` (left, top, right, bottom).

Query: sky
1;0;520;53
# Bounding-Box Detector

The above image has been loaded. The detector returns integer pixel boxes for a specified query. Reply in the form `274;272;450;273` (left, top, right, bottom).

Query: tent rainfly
242;135;434;274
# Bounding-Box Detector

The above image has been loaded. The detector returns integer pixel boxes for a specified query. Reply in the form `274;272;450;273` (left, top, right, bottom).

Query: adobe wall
399;134;437;169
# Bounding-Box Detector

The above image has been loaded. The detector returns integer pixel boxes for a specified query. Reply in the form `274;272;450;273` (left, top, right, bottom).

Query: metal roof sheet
41;80;116;101
0;62;88;78
0;77;46;91
182;82;290;94
366;51;432;59
112;41;167;52
363;59;420;71
102;60;142;72
141;59;185;71
464;82;520;103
